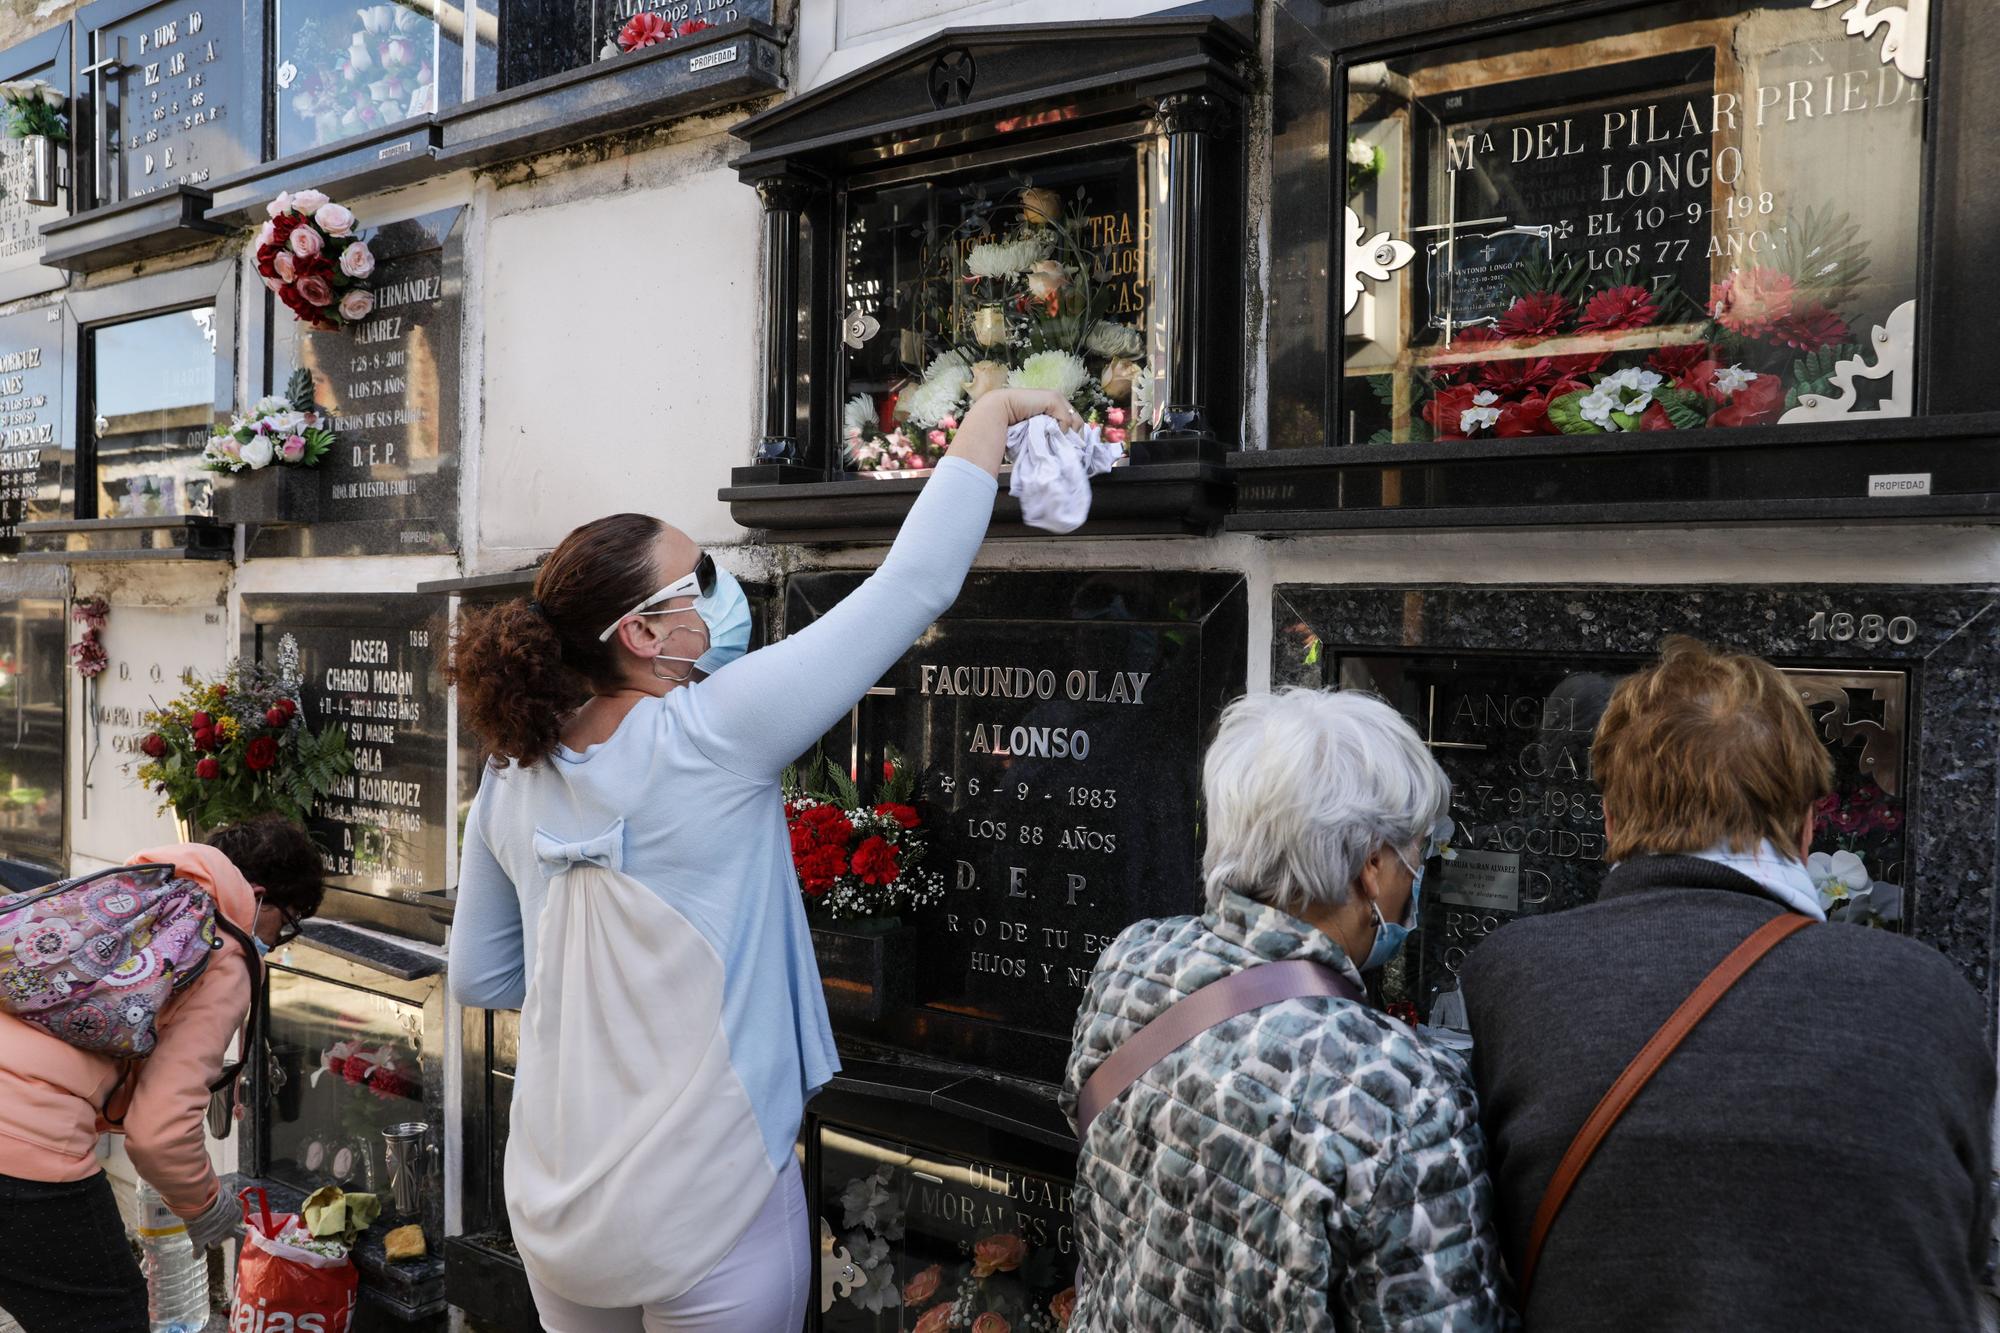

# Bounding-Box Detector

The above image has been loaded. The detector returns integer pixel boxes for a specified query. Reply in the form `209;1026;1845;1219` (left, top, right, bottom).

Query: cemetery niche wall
0;27;75;305
1239;0;2000;528
1273;584;2000;1028
790;568;1244;1331
0;562;67;888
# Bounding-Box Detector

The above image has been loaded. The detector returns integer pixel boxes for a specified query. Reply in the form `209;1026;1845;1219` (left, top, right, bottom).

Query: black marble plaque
0;307;65;552
787;570;1247;1082
243;594;449;906
86;0;257;202
252;207;463;558
1274;585;2000;1023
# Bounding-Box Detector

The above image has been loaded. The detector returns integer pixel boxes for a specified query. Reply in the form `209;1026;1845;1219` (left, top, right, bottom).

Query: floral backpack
0;862;260;1086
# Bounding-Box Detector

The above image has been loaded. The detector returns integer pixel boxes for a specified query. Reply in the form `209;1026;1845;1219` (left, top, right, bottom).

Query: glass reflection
89;307;216;520
0;592;64;880
275;0;467;154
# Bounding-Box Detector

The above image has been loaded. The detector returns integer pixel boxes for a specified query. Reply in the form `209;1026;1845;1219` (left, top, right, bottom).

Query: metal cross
81;30;127;206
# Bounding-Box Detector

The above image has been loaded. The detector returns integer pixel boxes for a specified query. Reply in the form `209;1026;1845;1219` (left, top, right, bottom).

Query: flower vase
809;920;915;1025
21;135;58;208
210;466;321;525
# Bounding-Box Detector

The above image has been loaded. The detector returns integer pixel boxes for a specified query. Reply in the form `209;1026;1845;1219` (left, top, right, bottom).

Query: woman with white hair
1061;687;1513;1332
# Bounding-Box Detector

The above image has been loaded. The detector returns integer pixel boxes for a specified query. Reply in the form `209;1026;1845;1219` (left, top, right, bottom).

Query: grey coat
1062;891;1514;1332
1463;854;1994;1333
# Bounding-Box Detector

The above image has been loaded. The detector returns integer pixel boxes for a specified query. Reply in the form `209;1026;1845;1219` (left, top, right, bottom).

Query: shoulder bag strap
1076;958;1365;1140
1519;912;1813;1298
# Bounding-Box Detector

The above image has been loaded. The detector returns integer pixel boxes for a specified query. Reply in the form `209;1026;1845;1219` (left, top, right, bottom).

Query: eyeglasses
272;907;302;947
597;552;716;643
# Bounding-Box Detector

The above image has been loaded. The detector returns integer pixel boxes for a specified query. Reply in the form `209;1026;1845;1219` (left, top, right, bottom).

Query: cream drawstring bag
505;821;774;1308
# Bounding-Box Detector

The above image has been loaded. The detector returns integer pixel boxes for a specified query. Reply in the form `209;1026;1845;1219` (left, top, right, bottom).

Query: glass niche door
87;307;219;520
274;0;465;156
817;1125;1077;1332
263;961;428;1197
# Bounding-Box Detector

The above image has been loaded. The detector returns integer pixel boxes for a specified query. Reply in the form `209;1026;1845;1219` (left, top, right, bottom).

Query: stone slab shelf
38;185;229;273
1226;415;2000;532
14;515;233;561
721;439;1235;540
822;1051;1075;1153
435;22;787;174
204;123;444;229
413;567;537;595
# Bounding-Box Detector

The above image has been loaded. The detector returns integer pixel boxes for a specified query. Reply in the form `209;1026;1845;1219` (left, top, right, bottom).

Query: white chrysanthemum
252;395;290;418
923;348;972;384
965;233;1053;279
1085;322;1144;359
1348;138;1376;168
842;394;876;438
899;374;968;427
1008;350;1090;398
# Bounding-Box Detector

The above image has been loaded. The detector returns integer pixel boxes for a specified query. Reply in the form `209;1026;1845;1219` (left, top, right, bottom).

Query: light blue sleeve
448;778;528;1011
681;457;998;778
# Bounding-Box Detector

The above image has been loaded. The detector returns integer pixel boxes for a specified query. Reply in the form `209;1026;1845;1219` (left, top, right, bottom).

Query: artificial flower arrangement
782;752;943;923
256;188;378;330
0;80;66;142
276;3;436;150
1379;209;1873;443
135;658;352;831
600;12;710;58
1346;137;1382;195
1806;778;1906;927
843;184;1148;474
67;597;107;679
202;368;336;474
312;1038;421;1101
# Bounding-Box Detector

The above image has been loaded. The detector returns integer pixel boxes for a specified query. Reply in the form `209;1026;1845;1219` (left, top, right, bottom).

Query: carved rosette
1810;0;1928;81
1777;299;1917;424
1343;206;1415;316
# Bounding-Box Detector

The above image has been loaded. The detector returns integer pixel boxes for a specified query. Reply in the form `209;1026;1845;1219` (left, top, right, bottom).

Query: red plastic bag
230;1187;359;1333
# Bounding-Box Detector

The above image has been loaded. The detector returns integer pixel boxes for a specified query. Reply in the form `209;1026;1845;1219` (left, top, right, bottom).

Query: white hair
1201;687;1451;916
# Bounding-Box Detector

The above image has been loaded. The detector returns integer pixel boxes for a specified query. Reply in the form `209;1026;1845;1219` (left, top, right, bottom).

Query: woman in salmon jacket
0;814;325;1332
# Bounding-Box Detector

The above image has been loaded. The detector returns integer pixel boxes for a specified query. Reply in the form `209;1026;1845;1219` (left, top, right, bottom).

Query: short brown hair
206;814;326;922
1593;636;1832;862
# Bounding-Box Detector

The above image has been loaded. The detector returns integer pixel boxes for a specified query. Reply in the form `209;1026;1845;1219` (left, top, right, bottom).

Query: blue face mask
252;934;272;957
689;567;752;676
1362;845;1425;971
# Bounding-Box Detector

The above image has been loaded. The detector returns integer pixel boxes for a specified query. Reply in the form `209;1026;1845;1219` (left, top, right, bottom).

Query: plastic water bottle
135;1178;211;1333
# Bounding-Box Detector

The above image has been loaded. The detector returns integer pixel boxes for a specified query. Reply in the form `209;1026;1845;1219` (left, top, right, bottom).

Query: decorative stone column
1152;91;1227;440
753;173;814;465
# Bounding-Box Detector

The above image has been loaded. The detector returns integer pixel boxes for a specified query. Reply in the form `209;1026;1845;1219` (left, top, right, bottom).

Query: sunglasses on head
597;552;716;643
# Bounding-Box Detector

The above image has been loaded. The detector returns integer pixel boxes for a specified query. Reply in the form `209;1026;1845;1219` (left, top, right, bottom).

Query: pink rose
289;226;323;258
1106;407;1126;426
938;415;958;430
290;189;330;214
971;1233;1028;1278
902;1264;942;1306
971;1316;1011;1333
338;289;376;322
926;429;947;448
273;251;297;282
314;202;355;236
913;1310;953;1333
256;221;276;248
296;274;335;307
1104;427;1127;445
280;435;307;463
1050;1287;1077;1326
339;241;376;279
266;191;293;218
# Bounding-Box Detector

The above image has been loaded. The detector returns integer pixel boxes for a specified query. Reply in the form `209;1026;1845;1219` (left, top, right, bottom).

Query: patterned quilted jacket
1060;892;1514;1332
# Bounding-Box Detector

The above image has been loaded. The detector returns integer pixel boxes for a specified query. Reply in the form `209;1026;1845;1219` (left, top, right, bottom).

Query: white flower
922;348;971;384
1348;138;1376;168
1086;321;1144;360
965;233;1053;279
1009;350;1090;398
239;435;275;470
1602;367;1664;397
266;190;293;218
1460;404;1501;434
1711;363;1760;396
1473;390;1498;406
1806;850;1871;905
276;60;299;90
899;374;967;428
1578;390;1619;429
252;395;290;418
842;394;876;439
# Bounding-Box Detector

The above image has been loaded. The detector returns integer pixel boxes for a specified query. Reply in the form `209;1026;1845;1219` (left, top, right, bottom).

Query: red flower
873;803;920;829
1771;303;1851;352
1710;373;1786;429
192;727;217;752
796;846;846;896
1421;384;1481;440
877;390;901;434
881;761;895;782
618;11;669;50
1475;357;1562;397
1649;343;1714;388
1494;292;1575;341
190;711;213;731
140;733;167;759
1494;394;1555;438
245;736;279;771
296;275;335;308
1576;285;1660;332
342;1058;368;1086
1712;267;1796;338
850;836;901;886
195;757;221;780
278;697;297;718
673;17;709;35
265;707;288;727
1634;402;1675;432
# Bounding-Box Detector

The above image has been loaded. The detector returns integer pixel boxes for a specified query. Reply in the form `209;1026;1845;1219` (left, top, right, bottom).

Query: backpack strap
1518;912;1813;1299
1076;959;1365;1140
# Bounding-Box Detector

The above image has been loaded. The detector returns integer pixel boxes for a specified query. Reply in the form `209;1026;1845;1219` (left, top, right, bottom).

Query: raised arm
685;390;1080;778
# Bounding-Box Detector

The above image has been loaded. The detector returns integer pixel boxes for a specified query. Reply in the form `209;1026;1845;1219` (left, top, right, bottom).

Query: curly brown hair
204;814;326;922
444;513;664;767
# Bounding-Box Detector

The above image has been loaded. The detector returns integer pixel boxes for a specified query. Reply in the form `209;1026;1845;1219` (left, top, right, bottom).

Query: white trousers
524;1157;809;1333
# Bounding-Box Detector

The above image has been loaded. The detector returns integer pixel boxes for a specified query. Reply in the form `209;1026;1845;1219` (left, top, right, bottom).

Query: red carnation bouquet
783;751;943;923
604;12;710;57
255;188;377;331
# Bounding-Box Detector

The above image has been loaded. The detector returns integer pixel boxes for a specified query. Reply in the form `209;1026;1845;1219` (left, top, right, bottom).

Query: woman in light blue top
445;388;1081;1333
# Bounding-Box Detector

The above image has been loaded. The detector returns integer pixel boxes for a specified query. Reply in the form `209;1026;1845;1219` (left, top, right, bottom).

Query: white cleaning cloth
1004;416;1122;534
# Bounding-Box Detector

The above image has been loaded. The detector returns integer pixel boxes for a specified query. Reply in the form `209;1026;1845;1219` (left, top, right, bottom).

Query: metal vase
21;135;56;208
381;1121;434;1216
